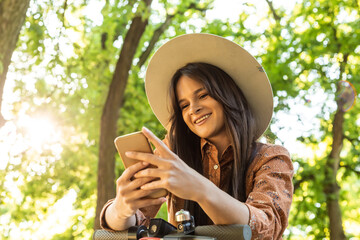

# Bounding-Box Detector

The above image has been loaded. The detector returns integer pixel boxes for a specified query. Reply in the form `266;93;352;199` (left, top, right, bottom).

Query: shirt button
213;164;219;170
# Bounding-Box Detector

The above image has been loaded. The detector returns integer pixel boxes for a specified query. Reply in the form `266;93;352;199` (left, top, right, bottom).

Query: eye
199;93;208;99
180;104;189;110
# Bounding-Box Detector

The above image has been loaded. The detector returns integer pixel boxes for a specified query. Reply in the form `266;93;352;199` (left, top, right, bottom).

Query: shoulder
245;143;294;239
248;142;293;173
257;142;290;158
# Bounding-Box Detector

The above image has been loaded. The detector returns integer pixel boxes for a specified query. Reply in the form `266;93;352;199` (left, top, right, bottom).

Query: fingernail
142;126;149;132
142;161;149;166
125;151;132;156
160;197;167;202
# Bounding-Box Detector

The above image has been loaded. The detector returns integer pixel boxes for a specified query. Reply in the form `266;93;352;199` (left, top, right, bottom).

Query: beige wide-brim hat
145;33;273;140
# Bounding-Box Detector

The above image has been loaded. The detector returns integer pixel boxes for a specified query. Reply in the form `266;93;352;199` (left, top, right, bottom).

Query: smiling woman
101;33;294;239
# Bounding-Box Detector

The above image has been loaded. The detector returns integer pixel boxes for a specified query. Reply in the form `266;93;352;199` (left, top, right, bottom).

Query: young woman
100;34;294;239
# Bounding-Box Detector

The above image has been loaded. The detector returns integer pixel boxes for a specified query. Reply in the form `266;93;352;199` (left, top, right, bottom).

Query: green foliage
277;0;360;239
1;0;359;239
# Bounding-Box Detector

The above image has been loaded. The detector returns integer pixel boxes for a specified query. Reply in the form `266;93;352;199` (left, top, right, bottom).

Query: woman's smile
176;75;228;145
194;113;211;125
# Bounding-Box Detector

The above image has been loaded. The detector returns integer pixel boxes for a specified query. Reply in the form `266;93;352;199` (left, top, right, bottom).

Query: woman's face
176;75;227;143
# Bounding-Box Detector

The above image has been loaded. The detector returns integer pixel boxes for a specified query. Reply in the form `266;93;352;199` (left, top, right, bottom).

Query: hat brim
145;33;273;140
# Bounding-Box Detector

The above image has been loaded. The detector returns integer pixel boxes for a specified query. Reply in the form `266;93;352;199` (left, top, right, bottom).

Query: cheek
182;113;195;131
215;105;226;124
181;111;190;125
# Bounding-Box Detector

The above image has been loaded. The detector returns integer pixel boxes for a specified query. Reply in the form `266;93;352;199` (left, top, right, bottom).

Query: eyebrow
178;87;206;105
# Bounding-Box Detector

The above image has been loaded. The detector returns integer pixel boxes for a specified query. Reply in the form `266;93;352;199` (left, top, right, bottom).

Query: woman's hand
125;127;208;202
112;161;167;220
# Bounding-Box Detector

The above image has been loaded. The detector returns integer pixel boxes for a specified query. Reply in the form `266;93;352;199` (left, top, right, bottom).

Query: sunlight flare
17;115;61;151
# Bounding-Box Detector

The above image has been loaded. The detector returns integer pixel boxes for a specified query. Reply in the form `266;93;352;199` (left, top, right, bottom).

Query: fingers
134;167;166;179
117;177;164;201
117;175;155;196
142;127;174;158
141;178;168;191
125;151;168;167
121;161;149;181
141;127;164;149
128;177;156;190
126;188;161;200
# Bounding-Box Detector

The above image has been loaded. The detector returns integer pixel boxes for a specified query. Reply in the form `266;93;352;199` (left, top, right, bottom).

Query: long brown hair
168;62;258;225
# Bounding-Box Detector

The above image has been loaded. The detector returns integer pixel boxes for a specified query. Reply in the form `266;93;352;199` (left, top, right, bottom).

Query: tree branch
265;0;281;22
61;0;68;26
137;14;173;68
340;164;360;176
343;135;358;143
101;32;107;50
137;1;209;68
100;0;137;50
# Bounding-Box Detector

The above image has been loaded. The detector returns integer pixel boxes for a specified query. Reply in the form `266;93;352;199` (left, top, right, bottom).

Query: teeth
195;114;210;124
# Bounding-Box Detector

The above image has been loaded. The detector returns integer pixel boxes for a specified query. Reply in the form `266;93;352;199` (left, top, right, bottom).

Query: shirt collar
200;138;232;158
200;138;209;150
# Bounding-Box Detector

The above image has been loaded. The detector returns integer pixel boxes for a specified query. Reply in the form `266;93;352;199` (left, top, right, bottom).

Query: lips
194;113;211;124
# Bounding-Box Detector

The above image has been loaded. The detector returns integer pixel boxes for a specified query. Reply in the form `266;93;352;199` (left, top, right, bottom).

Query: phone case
114;131;167;199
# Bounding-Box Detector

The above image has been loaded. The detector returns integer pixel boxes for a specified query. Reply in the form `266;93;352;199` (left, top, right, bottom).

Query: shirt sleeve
99;198;163;230
244;145;294;240
99;199;115;231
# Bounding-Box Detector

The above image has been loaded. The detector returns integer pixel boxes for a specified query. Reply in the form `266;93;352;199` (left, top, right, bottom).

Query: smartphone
114;131;167;199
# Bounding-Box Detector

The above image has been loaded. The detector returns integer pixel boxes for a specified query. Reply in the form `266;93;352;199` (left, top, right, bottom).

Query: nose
189;103;202;115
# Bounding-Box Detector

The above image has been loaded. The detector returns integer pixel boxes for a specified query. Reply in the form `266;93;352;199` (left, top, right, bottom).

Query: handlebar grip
93;230;129;240
93;224;252;240
93;226;147;240
194;224;252;240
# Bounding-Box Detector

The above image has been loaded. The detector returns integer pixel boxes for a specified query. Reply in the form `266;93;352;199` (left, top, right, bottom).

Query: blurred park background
0;0;359;239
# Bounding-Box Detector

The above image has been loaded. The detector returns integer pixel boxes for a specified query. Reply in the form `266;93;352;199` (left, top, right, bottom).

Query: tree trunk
0;0;31;127
94;0;153;229
325;108;346;240
324;55;348;240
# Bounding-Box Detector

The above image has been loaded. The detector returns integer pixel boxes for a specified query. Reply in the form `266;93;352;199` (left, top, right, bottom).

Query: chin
195;131;212;139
